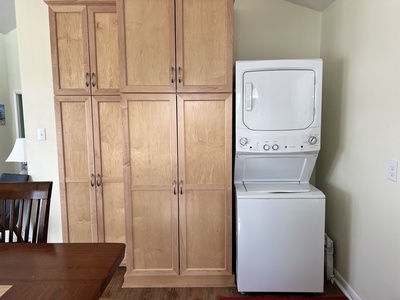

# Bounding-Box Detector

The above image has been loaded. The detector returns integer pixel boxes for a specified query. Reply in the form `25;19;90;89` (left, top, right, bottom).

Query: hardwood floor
100;267;347;300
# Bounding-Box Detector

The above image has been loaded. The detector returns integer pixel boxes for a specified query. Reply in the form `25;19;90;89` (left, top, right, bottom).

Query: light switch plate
37;128;46;141
388;160;398;182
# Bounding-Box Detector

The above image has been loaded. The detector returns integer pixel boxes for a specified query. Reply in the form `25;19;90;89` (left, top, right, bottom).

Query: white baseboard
333;269;363;300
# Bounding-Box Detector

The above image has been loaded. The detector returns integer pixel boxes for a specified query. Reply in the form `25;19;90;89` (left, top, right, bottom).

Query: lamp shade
6;138;27;163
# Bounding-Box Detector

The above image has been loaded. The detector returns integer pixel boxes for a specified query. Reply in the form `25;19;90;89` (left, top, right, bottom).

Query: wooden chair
0;181;53;243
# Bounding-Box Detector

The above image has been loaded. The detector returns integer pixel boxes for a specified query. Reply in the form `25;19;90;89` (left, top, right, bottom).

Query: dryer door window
242;69;315;131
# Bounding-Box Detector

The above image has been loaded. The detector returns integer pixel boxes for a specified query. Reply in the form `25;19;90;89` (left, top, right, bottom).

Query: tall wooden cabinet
46;1;124;244
118;0;234;287
46;0;234;287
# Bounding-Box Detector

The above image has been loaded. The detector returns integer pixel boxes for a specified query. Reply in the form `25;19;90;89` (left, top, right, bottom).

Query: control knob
263;144;270;151
239;137;249;146
308;136;318;145
272;144;279;151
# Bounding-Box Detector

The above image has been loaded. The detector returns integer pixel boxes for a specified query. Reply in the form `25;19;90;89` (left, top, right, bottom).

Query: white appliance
234;59;326;293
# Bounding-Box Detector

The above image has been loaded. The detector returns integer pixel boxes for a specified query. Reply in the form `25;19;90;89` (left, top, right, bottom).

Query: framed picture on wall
0;104;5;125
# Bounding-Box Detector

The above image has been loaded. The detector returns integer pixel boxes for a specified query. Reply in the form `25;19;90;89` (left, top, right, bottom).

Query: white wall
234;0;322;60
16;1;400;298
0;33;11;172
0;30;19;174
15;0;62;242
319;1;400;299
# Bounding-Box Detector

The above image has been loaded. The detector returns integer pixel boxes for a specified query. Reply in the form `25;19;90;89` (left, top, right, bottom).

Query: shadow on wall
315;57;354;278
316;57;345;182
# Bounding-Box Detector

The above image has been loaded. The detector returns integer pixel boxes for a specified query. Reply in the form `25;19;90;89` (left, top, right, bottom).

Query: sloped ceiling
0;0;335;35
0;0;16;34
285;0;335;12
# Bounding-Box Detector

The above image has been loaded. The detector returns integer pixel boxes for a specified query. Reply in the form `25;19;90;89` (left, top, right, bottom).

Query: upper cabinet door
49;5;119;96
175;0;233;93
49;6;90;95
117;0;233;94
118;0;176;93
88;6;120;95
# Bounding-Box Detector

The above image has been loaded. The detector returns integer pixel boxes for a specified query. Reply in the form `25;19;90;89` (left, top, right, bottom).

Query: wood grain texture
176;0;233;92
119;0;175;92
0;243;125;300
92;97;124;244
88;6;120;95
178;94;233;277
49;5;90;95
55;96;124;244
101;267;347;299
122;94;179;276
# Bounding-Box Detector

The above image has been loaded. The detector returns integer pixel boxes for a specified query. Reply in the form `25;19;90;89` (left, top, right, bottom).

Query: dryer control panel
236;131;320;154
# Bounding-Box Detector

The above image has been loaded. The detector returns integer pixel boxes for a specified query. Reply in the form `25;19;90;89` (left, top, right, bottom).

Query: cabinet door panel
118;0;175;93
49;6;90;95
178;94;232;275
123;94;179;275
131;190;177;272
128;97;177;186
182;100;226;185
102;183;125;243
176;0;233;93
66;182;92;242
55;96;96;242
184;190;226;270
88;6;120;95
92;96;124;243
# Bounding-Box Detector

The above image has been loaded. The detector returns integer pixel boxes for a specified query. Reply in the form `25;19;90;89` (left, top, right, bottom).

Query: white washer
235;182;325;293
234;59;325;293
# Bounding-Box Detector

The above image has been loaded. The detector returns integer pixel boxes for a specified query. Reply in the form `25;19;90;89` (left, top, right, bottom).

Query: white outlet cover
388;160;398;182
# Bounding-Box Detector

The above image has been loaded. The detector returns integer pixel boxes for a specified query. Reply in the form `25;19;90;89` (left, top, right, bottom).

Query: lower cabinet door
55;96;124;243
122;93;234;287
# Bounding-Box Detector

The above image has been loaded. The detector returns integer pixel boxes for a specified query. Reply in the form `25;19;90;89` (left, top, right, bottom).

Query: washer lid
244;182;311;193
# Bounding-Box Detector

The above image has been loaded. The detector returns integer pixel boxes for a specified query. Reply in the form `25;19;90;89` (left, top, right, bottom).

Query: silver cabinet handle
91;73;96;87
85;72;90;87
90;174;95;186
172;180;177;195
178;67;182;83
171;67;175;83
179;180;183;195
96;173;101;186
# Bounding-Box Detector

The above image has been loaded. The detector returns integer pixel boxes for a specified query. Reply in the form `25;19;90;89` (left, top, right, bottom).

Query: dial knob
272;144;279;151
239;137;249;146
308;136;318;145
263;144;270;151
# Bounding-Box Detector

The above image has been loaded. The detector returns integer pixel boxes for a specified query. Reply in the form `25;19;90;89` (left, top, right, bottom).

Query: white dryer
234;59;326;293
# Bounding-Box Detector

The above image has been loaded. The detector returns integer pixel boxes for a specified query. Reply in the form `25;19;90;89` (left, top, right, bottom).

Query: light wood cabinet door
92;96;125;243
177;93;233;276
176;0;233;93
122;94;179;276
55;95;124;243
117;0;233;93
49;5;119;96
122;93;234;286
118;0;176;93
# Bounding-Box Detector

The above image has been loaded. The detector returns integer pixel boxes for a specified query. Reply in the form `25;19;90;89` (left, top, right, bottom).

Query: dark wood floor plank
101;267;346;299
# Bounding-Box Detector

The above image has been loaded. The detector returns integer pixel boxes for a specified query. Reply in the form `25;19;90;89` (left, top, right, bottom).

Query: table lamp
6;138;28;174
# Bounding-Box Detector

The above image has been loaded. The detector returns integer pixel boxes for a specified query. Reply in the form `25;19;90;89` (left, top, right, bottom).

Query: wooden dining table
0;242;125;300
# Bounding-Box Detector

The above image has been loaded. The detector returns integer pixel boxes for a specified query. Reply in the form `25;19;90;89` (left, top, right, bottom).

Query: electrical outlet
388;160;398;182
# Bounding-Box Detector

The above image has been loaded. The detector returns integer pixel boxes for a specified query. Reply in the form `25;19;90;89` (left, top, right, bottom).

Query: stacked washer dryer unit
234;59;326;293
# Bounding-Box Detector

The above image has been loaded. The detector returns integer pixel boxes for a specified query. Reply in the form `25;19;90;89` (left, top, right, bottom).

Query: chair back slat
0;182;53;243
